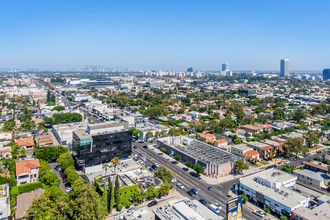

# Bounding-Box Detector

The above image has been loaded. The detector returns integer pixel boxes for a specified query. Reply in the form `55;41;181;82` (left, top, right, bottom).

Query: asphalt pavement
132;142;258;220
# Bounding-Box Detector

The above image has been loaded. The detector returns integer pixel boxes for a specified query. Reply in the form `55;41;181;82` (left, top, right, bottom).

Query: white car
65;188;72;193
265;218;273;220
253;210;265;218
177;183;184;189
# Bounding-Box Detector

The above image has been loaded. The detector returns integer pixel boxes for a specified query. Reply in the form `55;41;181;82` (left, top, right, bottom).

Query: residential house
247;141;274;159
214;139;229;150
231;144;260;160
199;133;216;143
16;159;40;185
304;161;328;174
36;135;53;147
241;124;272;135
293;169;330;190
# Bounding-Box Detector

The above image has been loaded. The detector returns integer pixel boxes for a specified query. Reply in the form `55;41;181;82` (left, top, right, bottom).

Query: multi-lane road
132;141;258;220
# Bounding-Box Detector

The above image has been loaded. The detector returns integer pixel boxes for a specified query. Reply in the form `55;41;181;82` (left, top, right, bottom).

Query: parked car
155;163;159;168
199;199;208;206
147;200;158;207
189;172;200;178
145;164;150;169
133;146;137;149
143;145;148;149
266;165;277;170
172;161;178;164
317;151;322;153
149;168;154;172
294;188;302;193
62;178;67;183
65;188;72;193
208;186;213;191
177;183;184;189
265;218;273;220
253;210;266;218
152;164;158;170
64;182;71;187
182;167;188;171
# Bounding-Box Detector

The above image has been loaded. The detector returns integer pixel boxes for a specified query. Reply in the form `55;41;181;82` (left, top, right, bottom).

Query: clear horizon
1;0;330;71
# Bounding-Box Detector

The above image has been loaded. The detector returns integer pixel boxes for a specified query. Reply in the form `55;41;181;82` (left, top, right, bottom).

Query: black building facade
73;129;132;168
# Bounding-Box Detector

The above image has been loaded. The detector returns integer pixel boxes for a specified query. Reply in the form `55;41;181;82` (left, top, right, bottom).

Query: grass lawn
259;160;269;165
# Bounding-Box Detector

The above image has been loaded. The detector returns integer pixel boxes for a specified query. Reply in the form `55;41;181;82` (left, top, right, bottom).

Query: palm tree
102;163;109;176
111;157;121;175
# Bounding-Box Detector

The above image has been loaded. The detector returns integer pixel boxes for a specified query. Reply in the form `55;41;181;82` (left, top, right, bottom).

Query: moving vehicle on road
199;199;208;206
152;164;158;170
253;210;266;217
149;168;154;172
187;190;195;197
172;161;178;164
208;186;213;191
177;183;184;189
147;200;158;207
191;188;198;194
209;204;221;214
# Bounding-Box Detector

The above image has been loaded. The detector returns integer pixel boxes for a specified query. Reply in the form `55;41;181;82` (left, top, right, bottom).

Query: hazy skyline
1;0;330;71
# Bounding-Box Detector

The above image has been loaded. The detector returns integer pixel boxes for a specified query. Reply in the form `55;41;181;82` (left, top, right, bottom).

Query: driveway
49;162;69;193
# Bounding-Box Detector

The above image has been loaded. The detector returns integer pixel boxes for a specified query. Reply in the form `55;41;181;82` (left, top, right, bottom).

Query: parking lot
49;162;71;193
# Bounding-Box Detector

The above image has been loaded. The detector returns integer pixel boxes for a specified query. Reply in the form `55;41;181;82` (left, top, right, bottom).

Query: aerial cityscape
0;1;329;220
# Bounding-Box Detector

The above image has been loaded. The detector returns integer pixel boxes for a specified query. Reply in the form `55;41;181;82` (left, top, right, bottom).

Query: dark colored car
208;186;213;191
199;199;208;206
189;172;200;178
133;146;137;149
64;182;71;187
148;200;158;207
172;161;178;164
152;164;158;170
191;188;198;194
143;145;148;149
187;190;195;197
182;167;189;171
149;168;154;172
158;152;163;155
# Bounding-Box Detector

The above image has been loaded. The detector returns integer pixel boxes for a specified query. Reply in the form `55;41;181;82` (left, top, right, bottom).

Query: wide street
132;141;258;220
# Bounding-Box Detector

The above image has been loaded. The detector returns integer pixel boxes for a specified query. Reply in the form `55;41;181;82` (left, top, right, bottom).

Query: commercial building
291;195;330;220
72;121;132;168
280;59;289;77
0;183;10;220
222;63;228;71
239;169;309;218
157;136;241;178
153;197;223;220
52;122;88;146
304;161;328;173
16;159;40;185
323;69;330;80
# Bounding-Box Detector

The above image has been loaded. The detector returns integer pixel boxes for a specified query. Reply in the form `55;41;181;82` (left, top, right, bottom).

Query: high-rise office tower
280;59;289;77
323;69;330;80
222;63;229;71
187;67;193;72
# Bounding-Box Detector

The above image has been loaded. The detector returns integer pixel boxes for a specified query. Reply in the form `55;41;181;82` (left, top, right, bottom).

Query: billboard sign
226;196;243;220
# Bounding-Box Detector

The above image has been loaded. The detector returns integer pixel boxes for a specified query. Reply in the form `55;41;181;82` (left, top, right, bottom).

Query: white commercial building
52;122;88;146
239;169;309;218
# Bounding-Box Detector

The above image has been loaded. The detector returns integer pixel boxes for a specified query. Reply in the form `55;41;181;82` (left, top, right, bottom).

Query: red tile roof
243;150;259;157
215;139;228;144
261;145;273;151
15;138;34;147
16;159;40;176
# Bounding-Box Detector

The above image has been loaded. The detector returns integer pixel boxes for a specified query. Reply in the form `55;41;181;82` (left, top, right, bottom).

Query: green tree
52;106;65;112
304;131;319;148
174;155;182;161
147;185;158;199
234;160;249;174
132;188;146;203
159;180;171;196
107;177;115;213
185;161;192;168
67;172;79;184
115;175;120;209
155;166;173;183
102;185;108;214
40;171;60;186
193;164;204;174
57;152;74;170
273;108;285;120
283;138;306;159
292;109;306;122
69;180;107;220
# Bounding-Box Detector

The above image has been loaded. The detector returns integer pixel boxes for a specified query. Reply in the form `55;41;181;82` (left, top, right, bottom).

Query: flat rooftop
158;136;241;165
153;197;223;220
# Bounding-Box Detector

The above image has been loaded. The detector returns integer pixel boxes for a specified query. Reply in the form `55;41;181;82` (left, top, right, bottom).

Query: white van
209;204;221;214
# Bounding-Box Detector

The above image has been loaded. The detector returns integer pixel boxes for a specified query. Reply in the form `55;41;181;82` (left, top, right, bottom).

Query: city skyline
1;1;330;71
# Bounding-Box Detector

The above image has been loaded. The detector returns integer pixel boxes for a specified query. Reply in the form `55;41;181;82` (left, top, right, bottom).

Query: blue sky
0;0;329;71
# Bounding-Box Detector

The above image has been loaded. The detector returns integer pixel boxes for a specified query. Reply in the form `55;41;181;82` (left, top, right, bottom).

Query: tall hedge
18;182;42;194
